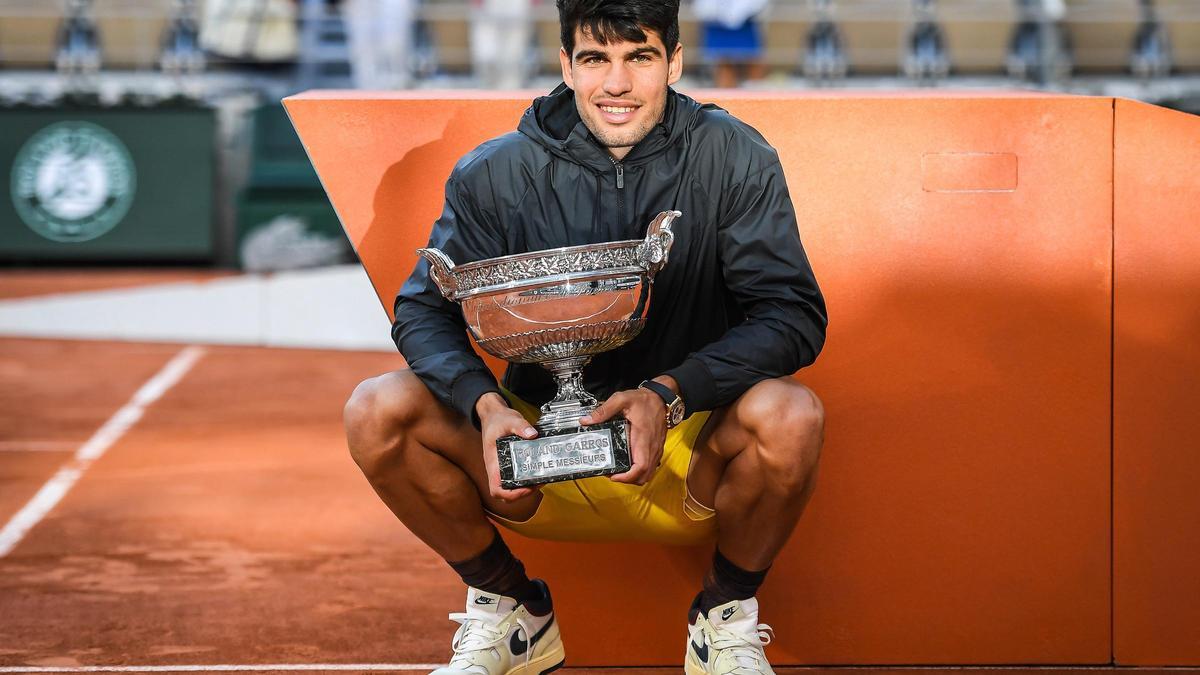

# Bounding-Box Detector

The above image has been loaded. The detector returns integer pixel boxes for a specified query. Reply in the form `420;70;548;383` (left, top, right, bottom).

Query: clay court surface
0;272;703;672
0;271;1192;675
0;272;797;673
0;271;463;667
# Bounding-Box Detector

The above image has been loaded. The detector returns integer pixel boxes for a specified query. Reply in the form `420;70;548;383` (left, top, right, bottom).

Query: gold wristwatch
639;380;685;429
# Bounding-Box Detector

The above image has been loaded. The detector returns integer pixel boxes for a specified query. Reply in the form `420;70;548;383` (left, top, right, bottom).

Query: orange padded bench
285;91;1200;667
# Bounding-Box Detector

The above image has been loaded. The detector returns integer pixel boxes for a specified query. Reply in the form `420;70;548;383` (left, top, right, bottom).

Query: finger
628;415;668;485
581;393;624;426
511;423;538;439
609;420;649;483
609;465;648;484
490;422;537;444
630;429;666;486
636;444;664;486
486;459;539;501
492;485;537;502
636;465;657;485
484;436;538;501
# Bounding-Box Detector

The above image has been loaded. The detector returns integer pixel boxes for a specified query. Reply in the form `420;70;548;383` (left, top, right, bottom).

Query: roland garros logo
11;121;137;243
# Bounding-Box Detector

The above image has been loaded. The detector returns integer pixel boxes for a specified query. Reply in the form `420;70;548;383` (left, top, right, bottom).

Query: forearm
393;298;501;425
665;307;825;414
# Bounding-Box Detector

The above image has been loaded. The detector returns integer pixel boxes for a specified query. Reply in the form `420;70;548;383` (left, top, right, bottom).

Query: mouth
596;102;640;124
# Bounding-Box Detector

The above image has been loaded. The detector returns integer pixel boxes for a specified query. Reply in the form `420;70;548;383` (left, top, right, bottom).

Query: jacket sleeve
392;174;507;427
663;159;827;414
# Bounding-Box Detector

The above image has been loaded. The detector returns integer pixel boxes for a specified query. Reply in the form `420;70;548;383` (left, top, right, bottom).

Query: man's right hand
475;392;540;503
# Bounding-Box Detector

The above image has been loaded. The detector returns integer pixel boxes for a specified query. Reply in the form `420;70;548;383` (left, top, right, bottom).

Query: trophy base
497;419;632;489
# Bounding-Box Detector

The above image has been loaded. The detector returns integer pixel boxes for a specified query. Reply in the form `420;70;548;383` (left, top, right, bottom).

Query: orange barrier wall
284;91;1196;666
1113;100;1200;666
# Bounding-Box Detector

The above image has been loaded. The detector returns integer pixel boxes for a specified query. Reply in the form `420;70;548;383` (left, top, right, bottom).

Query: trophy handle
640;210;680;277
416;247;459;300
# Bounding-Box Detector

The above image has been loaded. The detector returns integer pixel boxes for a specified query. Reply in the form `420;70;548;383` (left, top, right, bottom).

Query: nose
602;62;633;97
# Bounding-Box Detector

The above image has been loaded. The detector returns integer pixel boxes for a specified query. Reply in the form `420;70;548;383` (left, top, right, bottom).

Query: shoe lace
708;622;774;675
447;612;535;674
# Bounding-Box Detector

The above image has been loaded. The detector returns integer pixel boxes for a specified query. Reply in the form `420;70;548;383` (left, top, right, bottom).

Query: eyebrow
574;46;663;63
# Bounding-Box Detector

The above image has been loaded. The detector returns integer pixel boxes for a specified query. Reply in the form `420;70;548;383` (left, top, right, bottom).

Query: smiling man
343;2;827;675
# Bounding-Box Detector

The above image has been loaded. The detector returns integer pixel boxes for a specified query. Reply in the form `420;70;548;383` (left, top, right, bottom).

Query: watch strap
639;379;679;407
639;379;685;428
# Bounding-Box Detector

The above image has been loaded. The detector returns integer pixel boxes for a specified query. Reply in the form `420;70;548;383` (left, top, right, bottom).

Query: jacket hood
517;82;705;174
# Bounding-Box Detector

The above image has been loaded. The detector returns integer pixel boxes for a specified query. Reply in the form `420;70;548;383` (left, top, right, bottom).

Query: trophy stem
537;356;598;433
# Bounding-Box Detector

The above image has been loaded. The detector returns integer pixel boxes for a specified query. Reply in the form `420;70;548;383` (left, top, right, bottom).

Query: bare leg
343;369;541;562
687;378;824;570
746;60;767;82
713;61;739;88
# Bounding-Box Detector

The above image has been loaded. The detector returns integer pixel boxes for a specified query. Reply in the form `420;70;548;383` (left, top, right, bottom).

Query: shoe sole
505;639;565;675
684;643;775;675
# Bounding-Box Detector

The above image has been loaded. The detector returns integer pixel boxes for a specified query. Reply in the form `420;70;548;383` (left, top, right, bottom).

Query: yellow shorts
488;390;718;546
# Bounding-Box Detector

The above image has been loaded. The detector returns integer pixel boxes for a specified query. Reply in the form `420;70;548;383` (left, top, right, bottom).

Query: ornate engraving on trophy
417;210;680;488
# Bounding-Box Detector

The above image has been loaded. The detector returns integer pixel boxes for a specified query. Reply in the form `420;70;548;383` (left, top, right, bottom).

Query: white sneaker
430;581;565;675
685;597;776;675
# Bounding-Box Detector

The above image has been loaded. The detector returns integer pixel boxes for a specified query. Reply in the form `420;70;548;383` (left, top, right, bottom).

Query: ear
667;43;684;85
559;47;575;89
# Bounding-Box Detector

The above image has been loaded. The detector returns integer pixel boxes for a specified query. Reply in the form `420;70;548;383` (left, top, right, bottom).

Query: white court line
0;662;446;667
0;345;206;558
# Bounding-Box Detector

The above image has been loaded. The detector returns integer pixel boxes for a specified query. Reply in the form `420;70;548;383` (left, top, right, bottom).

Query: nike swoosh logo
691;638;709;663
721;606;736;621
510;615;555;656
475;596;496;605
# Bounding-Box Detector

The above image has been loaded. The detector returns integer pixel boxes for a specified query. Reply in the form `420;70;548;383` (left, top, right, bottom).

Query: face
559;26;683;160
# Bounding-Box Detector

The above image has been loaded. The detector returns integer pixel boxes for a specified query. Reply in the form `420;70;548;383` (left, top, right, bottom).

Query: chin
600;132;640;147
593;124;650;151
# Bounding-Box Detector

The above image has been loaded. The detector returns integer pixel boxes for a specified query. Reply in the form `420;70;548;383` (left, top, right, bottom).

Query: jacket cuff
663;358;717;418
451;370;504;430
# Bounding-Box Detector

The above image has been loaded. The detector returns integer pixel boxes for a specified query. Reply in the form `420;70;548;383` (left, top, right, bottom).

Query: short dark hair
556;0;680;58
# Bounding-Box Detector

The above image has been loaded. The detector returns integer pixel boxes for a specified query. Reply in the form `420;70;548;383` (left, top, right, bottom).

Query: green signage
1;105;215;262
11;121;137;243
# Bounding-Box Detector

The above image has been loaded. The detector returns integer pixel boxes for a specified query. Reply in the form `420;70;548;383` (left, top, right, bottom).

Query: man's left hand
580;387;667;485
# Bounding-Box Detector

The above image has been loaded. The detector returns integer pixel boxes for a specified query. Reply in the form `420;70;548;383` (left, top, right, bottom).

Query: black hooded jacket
393;84;827;424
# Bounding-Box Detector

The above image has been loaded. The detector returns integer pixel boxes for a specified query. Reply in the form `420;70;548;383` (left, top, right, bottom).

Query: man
343;1;827;674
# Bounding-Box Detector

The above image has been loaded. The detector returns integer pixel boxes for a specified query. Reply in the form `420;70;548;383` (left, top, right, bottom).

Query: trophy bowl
416;210;680;488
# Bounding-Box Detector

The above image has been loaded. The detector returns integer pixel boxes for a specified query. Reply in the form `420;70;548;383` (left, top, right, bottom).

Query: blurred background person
346;0;416;89
470;0;534;90
200;0;299;64
694;0;769;88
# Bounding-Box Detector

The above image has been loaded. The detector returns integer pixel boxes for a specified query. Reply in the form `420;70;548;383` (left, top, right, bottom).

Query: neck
607;146;632;161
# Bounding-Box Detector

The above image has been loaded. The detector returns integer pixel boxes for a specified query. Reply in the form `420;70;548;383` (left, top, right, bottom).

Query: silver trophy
417;210;680;488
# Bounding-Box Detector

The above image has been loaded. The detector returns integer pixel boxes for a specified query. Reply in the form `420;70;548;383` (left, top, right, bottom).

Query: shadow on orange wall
357;106;512;375
285;91;1198;666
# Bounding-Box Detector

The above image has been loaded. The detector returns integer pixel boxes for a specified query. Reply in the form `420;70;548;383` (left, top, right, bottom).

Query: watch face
668;402;685;427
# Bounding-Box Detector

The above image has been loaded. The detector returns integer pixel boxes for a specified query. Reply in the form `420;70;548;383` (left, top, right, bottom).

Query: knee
343;370;428;476
740;379;824;490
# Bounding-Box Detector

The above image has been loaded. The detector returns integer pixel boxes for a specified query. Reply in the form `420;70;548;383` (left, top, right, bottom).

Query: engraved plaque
497;420;632;489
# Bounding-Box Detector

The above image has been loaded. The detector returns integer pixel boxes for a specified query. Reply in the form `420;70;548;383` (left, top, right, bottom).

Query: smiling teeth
601;106;634;113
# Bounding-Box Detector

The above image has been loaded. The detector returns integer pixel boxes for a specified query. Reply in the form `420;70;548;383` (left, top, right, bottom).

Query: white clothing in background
201;0;299;61
470;0;534;90
693;0;769;30
346;0;415;89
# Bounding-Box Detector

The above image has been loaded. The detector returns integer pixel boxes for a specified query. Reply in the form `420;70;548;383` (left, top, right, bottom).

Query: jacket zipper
610;158;625;229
